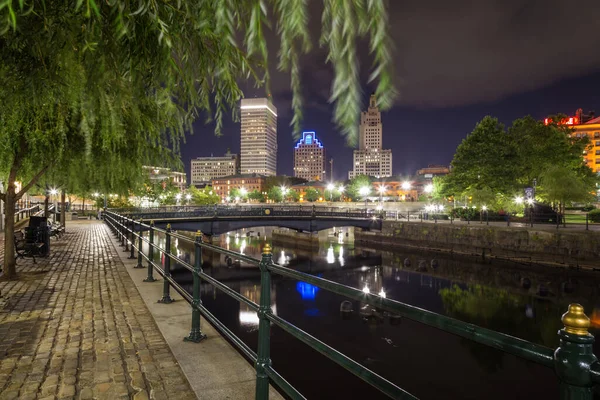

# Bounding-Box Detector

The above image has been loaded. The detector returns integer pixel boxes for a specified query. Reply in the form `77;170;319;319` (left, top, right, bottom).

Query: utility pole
329;158;334;181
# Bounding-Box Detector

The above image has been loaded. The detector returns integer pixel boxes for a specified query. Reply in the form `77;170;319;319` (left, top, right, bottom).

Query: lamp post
240;187;248;203
359;186;370;209
175;193;182;205
280;186;288;203
327;183;335;202
185;194;192;205
378;185;386;205
49;188;58;222
401;181;411;201
338;185;345;202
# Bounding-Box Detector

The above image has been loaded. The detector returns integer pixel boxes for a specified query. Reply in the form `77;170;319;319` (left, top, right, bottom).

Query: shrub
589;209;600;223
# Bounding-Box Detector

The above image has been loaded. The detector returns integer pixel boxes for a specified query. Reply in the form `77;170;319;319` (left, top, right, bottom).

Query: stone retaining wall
355;221;600;267
272;229;319;250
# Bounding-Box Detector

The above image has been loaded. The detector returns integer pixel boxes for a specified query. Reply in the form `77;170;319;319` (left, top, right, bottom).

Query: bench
14;230;45;263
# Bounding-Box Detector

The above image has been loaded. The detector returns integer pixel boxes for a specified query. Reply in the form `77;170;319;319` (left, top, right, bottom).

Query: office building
190;151;240;186
293;131;327;181
240;98;278;176
348;94;393;179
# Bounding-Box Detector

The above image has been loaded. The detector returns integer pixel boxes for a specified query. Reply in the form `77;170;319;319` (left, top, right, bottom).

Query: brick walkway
0;221;197;400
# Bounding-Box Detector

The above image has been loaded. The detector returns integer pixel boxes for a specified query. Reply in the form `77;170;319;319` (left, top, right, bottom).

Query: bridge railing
117;204;376;220
103;210;600;400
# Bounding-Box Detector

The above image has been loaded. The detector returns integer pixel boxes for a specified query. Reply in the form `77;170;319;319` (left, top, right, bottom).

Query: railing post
144;221;157;282
120;215;126;246
124;217;130;252
185;230;207;343
135;219;144;268
586;213;589;231
255;244;273;400
158;224;174;304
554;304;597;400
128;218;136;259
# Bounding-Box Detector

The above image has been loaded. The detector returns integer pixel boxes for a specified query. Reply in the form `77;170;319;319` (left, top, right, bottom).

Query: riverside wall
355;221;600;268
272;229;320;250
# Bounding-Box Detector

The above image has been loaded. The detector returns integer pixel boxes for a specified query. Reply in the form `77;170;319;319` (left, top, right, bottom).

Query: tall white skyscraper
240;98;278;176
349;94;393;179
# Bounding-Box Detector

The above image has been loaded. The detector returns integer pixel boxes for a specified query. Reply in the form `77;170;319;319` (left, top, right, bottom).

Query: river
148;226;600;400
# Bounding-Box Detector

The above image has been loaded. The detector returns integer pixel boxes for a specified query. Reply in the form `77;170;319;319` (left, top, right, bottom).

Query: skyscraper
293;131;327;181
348;94;393;179
240;98;278;176
190;150;240;187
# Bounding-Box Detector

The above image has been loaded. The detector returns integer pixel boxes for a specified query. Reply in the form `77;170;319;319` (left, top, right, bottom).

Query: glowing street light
327;183;335;202
240;187;248;196
527;198;534;206
359;186;370;209
515;196;524;204
401;181;411;190
185;194;192;204
49;188;58;195
338;185;345;201
424;184;433;194
93;192;99;197
280;186;289;203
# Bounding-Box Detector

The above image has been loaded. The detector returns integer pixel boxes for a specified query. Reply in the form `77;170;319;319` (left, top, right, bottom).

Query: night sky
180;0;600;182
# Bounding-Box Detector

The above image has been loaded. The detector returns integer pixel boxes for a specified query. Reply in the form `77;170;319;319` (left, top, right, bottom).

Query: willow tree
0;0;395;279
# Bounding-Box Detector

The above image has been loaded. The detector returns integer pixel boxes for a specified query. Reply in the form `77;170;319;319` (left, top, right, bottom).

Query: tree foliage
346;175;372;201
0;0;396;278
443;115;596;210
304;188;321;202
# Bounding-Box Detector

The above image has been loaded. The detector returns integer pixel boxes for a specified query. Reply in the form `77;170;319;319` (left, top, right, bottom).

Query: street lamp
185;194;192;204
359;186;370;209
49;188;58;222
327;183;335;202
378;185;386;204
175;193;182;205
280;186;288;203
401;181;411;190
424;184;433;194
240;187;248;203
515;196;524;204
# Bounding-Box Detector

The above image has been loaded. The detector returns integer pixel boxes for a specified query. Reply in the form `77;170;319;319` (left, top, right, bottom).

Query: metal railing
14;205;41;223
115;204;377;221
104;210;600;400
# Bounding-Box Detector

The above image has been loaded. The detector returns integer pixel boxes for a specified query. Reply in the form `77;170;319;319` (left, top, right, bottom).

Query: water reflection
148;227;600;400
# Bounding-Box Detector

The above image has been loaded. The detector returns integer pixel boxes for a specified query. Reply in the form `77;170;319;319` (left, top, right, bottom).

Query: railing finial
562;303;590;336
262;243;272;255
196;230;202;237
166;223;171;230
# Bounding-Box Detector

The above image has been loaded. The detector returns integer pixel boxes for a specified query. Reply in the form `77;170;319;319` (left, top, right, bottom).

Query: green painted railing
103;210;599;399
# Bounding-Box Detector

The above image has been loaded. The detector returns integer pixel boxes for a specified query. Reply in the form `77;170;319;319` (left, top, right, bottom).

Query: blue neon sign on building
295;131;324;149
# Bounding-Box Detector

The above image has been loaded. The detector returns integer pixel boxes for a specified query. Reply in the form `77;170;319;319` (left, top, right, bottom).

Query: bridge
117;204;382;235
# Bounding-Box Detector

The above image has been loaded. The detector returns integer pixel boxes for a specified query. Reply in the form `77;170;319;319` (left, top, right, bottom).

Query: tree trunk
3;190;18;280
60;191;66;229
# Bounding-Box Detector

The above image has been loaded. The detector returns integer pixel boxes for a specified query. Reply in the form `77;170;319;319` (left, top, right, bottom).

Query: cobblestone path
0;221;197;400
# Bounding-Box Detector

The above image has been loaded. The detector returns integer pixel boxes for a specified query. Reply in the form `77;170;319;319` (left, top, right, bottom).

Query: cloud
267;0;600;110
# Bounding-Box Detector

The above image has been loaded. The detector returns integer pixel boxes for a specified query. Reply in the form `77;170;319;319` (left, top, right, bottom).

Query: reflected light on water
240;239;247;255
379;288;386;298
297;281;320;300
362;285;370;294
338;247;345;267
326;245;335;264
225;235;230;250
239;305;278;326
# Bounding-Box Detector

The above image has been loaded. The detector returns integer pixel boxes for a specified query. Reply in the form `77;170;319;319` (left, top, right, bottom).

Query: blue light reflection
296;281;320;300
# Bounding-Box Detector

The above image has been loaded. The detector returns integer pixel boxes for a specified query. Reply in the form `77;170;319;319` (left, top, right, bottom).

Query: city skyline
182;71;600;183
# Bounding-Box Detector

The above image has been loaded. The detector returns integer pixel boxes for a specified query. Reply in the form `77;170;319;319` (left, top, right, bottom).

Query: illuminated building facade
143;166;186;191
211;173;266;200
240;98;278;176
293;131;327;181
545;109;600;174
349;94;393;179
190;151;240;186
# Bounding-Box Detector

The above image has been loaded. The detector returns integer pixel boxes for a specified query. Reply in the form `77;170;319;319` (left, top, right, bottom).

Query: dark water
148;228;600;400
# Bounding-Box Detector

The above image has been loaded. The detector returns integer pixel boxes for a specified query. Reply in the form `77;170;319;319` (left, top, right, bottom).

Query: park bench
14;230;45;263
